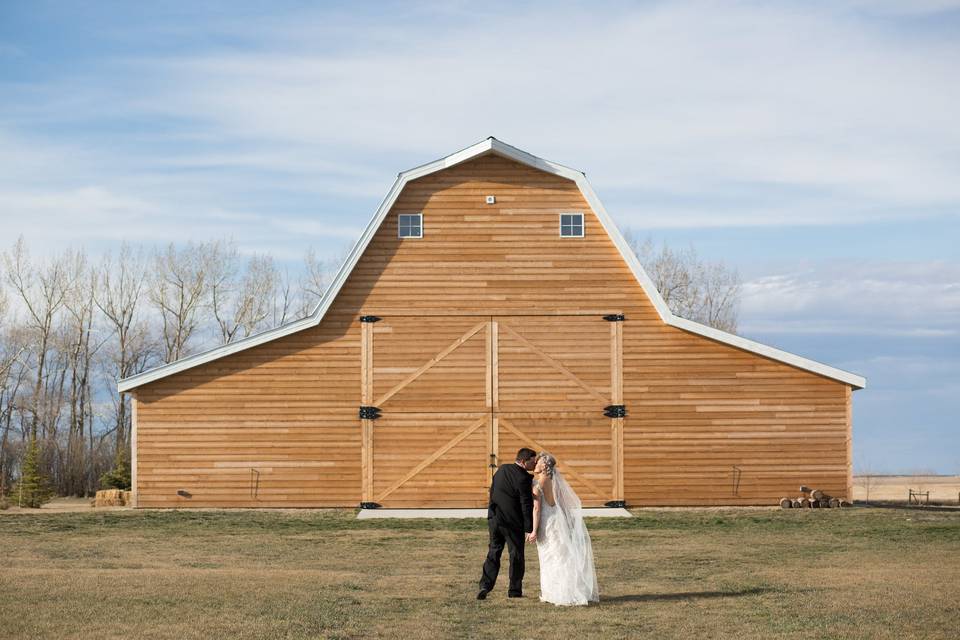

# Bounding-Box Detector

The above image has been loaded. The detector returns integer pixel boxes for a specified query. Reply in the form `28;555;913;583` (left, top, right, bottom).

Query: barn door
493;315;624;507
360;314;624;508
360;316;491;508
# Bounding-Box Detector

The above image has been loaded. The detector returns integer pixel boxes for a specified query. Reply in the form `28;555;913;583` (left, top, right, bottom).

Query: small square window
398;213;422;238
559;212;584;237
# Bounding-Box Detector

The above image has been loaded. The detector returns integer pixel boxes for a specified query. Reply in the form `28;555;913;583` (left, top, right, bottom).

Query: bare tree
0;281;28;496
150;242;211;363
270;267;297;327
209;243;281;344
298;248;332;317
61;249;99;495
625;232;741;334
2;237;77;441
95;243;153;460
298;247;348;318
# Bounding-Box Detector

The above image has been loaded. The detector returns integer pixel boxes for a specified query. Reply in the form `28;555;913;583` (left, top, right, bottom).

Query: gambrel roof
119;138;866;392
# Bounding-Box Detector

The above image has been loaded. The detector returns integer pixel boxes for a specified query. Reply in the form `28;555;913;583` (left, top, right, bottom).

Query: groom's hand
525;532;536;543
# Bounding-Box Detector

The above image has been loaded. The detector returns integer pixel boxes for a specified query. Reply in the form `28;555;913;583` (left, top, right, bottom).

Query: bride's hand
525;532;537;543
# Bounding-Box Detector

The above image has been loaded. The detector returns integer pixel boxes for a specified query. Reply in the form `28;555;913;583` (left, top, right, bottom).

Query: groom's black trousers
479;516;525;596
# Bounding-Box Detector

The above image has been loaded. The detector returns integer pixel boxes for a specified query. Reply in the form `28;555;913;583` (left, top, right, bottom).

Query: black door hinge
359;406;382;420
359;315;381;323
603;314;625;322
604;404;627;418
360;502;382;509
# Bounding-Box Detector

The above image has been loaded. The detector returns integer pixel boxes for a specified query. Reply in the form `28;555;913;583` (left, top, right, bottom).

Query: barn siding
134;154;853;507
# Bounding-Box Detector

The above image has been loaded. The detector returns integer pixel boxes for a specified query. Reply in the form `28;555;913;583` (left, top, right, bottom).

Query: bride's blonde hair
537;452;557;478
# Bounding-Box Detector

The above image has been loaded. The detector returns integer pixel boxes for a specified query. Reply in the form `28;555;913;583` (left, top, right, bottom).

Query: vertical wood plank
367;322;375;501
491;320;499;411
490;318;499;489
360;320;372;503
485;415;493;486
361;321;370;404
617;321;624;500
485;321;492;410
131;393;138;509
616;321;623;403
610;321;619;403
845;384;852;501
492;415;499;483
611;320;624;501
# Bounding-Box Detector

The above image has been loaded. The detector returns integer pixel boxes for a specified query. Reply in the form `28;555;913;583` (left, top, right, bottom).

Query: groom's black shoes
508;592;523;598
476;589;489;600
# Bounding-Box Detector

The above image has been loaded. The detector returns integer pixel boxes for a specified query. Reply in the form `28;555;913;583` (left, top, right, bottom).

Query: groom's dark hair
516;448;537;463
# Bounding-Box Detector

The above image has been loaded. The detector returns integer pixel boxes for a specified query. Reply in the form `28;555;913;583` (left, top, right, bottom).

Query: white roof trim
119;137;866;393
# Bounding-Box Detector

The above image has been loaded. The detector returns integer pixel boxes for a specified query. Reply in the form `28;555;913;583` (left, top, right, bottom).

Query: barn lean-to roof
119;137;866;393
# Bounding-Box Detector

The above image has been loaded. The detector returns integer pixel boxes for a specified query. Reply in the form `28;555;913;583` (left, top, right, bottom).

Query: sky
1;1;958;474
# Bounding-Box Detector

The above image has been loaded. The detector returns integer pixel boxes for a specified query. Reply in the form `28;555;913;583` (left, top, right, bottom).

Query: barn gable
119;138;865;392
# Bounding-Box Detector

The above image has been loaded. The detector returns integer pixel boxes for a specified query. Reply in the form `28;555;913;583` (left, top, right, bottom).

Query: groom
477;447;537;600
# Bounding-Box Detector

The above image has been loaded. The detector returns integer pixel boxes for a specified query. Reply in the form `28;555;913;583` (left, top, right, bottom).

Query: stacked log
779;487;850;509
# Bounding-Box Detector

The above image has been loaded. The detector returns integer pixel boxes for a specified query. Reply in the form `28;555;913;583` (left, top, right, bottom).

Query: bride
529;452;599;606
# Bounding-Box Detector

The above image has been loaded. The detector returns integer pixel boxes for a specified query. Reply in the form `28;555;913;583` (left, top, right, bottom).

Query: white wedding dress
535;471;600;606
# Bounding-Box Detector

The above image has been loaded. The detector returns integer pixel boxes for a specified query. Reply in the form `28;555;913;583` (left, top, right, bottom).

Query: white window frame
398;213;423;238
559;212;585;238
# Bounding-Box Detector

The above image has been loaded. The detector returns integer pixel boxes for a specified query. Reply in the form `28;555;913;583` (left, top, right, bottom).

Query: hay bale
95;489;127;507
779;497;793;509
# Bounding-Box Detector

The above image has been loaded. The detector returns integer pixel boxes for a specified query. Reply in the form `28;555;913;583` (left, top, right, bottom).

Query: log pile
779;486;850;509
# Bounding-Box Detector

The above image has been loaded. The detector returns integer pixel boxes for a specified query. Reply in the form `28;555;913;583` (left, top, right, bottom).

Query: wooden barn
119;138;866;509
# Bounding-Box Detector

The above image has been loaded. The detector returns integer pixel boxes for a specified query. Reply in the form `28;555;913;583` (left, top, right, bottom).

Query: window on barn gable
398;213;422;238
559;213;584;237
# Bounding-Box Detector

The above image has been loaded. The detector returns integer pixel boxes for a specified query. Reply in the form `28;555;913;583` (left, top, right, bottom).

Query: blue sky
1;1;958;473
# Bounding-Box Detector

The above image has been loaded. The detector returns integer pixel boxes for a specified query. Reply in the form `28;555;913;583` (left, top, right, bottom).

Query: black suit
479;462;533;596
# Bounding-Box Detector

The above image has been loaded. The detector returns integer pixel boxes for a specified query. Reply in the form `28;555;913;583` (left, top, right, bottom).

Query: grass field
2;507;958;640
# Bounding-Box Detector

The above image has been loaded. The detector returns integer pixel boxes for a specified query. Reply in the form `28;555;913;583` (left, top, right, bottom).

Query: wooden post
360;319;374;503
845;385;853;501
490;320;499;412
488;319;499;487
489;416;499;487
610;319;624;503
130;393;138;508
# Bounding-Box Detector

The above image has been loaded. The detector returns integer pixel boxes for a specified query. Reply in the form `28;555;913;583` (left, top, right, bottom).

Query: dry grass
854;475;960;504
1;507;958;639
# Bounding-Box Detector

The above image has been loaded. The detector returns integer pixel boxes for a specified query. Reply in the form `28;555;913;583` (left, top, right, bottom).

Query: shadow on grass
602;586;774;604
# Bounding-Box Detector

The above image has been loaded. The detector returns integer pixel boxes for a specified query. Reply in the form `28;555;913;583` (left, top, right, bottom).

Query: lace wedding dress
535;471;600;606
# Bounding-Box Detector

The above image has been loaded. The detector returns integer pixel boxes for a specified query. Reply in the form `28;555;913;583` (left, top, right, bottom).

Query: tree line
0;232;739;506
0;237;339;504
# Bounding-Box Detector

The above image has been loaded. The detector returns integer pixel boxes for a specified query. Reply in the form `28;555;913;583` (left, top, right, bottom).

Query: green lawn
1;507;958;639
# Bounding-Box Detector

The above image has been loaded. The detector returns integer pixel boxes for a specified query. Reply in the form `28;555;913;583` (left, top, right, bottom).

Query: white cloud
739;260;960;335
119;2;960;211
2;1;960;244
